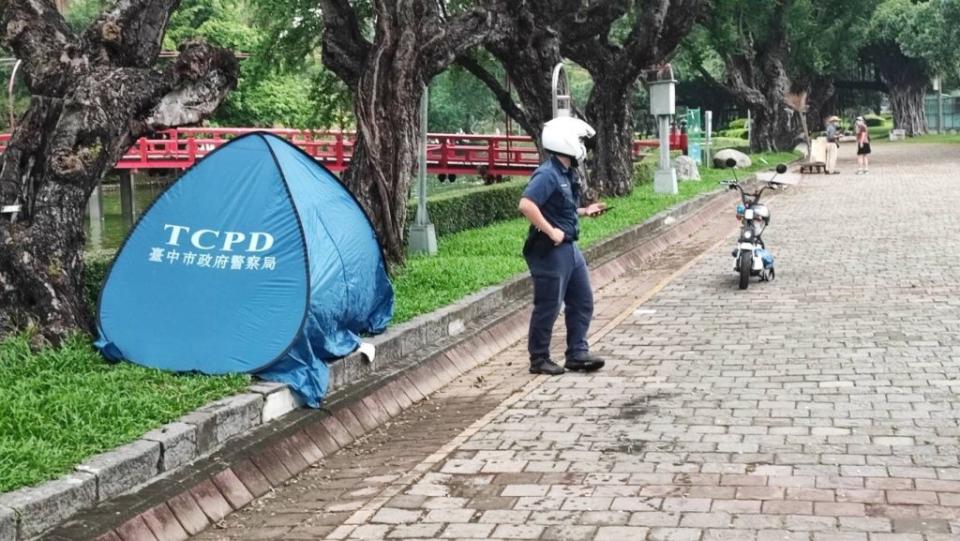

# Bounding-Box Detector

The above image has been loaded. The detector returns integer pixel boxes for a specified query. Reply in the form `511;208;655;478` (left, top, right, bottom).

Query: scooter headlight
743;229;753;240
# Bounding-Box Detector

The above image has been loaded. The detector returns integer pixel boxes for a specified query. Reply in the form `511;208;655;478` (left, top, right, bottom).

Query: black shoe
565;352;605;372
530;357;565;375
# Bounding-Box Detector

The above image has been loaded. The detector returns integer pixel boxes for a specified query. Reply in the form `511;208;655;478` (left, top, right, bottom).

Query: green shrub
727;118;748;130
83;257;111;315
721;128;749;140
863;114;886;127
405;181;526;237
632;154;657;185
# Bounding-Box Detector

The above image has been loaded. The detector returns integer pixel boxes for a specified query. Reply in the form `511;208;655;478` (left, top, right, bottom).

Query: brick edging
8;174;759;541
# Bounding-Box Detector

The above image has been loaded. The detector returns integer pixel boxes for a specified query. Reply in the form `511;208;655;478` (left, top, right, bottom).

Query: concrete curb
11;178;754;541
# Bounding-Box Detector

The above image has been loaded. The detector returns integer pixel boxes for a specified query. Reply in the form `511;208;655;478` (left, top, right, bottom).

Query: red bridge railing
0;128;688;176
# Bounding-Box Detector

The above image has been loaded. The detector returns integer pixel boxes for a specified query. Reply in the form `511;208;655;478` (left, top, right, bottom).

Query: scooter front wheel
738;250;751;290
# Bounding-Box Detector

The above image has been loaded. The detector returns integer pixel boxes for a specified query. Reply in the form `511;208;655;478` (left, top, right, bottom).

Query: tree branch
318;0;371;89
456;54;538;139
82;0;180;68
422;4;500;79
145;40;239;129
0;0;79;95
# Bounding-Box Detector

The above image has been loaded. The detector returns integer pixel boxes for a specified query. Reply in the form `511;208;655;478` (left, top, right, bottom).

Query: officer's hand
547;227;565;246
585;203;607;217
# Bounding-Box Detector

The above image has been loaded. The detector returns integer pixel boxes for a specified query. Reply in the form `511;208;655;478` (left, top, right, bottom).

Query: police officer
518;117;607;375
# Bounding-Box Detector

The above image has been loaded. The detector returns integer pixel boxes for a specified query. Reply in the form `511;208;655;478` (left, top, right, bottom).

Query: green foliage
728;118;748;130
863;114;886;127
406;180;527;237
429;64;504;134
216;69;318;128
83;257;111;315
865;0;960;79
632;154;657;185
0;334;248;492
721;128;749;140
63;0;108;30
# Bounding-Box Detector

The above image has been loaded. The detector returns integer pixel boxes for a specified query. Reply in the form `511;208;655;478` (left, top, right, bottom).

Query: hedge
863;114;886;127
405;180;526;237
721;128;749;140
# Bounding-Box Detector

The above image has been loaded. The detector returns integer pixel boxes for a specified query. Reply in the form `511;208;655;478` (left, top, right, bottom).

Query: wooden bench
889;128;906;141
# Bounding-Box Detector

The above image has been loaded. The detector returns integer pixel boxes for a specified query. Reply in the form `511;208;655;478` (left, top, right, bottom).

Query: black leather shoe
565;352;605;372
530;358;565;375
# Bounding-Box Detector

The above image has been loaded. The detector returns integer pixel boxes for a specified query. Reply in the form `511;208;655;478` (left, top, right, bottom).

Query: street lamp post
647;65;677;194
408;86;437;256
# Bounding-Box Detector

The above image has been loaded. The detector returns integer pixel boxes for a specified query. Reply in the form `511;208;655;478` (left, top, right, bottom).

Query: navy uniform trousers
524;241;593;360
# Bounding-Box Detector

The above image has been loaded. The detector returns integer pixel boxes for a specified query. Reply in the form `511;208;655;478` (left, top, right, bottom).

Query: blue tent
96;132;394;406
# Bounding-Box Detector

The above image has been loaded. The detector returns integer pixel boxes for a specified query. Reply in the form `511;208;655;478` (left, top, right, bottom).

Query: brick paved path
199;143;960;540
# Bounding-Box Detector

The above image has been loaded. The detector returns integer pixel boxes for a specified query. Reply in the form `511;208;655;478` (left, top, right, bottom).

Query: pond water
84;181;171;254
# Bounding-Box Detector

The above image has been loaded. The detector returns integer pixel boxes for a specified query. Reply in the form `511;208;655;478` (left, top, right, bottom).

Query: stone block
143;422;197;472
0;472;96;539
178;409;218;455
210;394;262;444
76;439;161;501
0;506;14;541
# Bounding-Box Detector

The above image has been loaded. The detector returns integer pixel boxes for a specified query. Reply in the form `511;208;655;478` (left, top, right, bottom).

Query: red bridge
0;128;687;178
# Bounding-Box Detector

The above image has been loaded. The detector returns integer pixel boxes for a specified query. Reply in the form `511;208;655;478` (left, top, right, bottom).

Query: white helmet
541;116;596;161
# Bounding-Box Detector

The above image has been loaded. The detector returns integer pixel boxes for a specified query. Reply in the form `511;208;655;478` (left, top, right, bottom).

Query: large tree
702;0;801;152
562;0;704;195
0;0;237;340
457;1;627;153
862;0;960;136
461;0;702;197
317;0;507;264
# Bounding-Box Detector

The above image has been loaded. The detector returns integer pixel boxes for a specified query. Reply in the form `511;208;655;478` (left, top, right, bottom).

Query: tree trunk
888;83;927;136
805;78;836;133
870;43;929;137
585;79;634;196
317;0;506;265
0;0;238;341
343;65;422;265
457;1;565;150
750;101;797;153
560;0;703;195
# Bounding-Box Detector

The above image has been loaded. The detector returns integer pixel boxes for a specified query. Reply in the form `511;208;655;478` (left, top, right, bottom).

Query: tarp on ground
95;132;394;406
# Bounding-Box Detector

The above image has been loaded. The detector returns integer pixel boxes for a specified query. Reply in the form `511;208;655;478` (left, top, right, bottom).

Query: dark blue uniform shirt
522;155;581;241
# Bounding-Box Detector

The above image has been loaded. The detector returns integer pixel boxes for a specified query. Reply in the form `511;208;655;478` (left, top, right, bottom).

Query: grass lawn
0;334;248;493
900;133;960;144
1;149;796;494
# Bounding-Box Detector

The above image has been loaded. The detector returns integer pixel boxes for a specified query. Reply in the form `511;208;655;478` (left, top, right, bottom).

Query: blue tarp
96;132;394;406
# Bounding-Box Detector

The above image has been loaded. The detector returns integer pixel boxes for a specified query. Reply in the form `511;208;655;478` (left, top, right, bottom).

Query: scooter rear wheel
738;250;751;290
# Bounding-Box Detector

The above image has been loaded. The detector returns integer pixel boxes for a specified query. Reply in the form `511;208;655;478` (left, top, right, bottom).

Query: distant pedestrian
517;116;607;376
855;116;871;174
825;115;841;174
